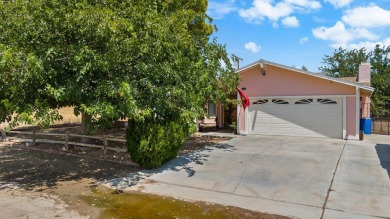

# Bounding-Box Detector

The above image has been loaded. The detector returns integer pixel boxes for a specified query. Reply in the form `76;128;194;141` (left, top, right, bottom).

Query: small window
317;99;337;104
208;103;216;117
295;99;313;104
272;99;289;104
253;99;268;104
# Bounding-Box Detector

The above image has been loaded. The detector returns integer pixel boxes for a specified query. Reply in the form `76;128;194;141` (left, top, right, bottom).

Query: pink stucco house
231;59;374;140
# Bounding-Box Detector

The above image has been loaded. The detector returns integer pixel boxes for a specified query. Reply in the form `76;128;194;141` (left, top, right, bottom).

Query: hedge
126;116;195;168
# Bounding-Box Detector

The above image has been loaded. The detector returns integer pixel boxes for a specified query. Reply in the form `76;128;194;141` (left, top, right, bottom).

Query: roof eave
236;60;262;73
237;59;375;93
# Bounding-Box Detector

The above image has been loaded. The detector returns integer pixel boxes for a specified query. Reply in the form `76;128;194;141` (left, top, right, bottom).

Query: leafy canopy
0;0;238;129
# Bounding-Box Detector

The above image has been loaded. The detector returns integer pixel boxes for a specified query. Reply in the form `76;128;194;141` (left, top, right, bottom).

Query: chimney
358;63;371;85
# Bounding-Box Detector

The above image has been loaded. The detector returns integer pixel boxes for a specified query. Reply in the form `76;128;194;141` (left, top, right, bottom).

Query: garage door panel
252;118;270;125
249;98;342;138
250;112;269;120
252;126;271;133
313;111;341;116
271;127;293;135
312;120;341;126
293;129;317;136
270;118;291;124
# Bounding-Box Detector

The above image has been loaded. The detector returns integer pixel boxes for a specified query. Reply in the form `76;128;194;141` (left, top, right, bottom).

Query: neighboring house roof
340;77;357;83
236;59;374;93
340;77;371;87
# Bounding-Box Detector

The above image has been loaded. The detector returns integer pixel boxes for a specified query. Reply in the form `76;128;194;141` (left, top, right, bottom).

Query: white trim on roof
236;59;374;93
248;95;356;99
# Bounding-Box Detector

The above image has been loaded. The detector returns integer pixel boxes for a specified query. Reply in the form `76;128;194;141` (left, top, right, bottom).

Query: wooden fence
6;130;127;153
372;117;390;135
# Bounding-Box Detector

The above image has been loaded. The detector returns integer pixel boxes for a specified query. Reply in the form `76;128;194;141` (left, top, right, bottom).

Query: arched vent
253;99;268;104
295;99;313;104
272;99;289;104
318;99;337;104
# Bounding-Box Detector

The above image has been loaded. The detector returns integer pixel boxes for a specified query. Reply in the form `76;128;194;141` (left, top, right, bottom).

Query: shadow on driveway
106;143;236;189
375;144;390;178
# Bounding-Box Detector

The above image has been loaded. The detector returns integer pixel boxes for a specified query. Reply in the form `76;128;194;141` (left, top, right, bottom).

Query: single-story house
219;59;374;140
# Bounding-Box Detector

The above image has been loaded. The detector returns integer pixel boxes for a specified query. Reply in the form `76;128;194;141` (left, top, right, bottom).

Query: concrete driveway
111;135;390;219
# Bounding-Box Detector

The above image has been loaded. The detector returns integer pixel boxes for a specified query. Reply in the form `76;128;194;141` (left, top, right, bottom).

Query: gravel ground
0;188;88;219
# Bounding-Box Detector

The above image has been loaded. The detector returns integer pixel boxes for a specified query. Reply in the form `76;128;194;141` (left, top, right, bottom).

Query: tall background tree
0;0;239;167
320;45;390;116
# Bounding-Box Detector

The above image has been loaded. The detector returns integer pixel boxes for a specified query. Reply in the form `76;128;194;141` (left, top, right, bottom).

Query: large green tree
319;47;370;77
320;45;390;116
0;0;238;133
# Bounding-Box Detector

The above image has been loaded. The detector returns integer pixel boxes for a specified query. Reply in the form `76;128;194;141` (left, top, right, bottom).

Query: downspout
356;87;360;139
237;90;241;134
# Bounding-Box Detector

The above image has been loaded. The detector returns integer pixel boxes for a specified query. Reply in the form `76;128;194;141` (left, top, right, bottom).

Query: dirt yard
0;128;289;219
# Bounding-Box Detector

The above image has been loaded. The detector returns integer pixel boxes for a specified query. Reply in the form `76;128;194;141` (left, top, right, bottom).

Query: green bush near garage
126;116;195;169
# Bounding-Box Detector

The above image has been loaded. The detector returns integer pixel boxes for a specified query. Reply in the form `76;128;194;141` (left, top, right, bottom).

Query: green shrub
126;116;195;169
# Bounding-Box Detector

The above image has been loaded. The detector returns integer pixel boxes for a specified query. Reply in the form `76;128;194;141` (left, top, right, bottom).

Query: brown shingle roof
340;77;370;86
340;77;357;82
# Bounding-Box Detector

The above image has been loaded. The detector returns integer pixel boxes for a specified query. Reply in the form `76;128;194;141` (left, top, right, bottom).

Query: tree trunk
80;112;91;144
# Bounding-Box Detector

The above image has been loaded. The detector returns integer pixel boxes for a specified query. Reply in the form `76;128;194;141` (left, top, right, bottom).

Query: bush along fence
5;130;127;153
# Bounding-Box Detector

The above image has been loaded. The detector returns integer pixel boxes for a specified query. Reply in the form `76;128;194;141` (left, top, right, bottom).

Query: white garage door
249;98;342;138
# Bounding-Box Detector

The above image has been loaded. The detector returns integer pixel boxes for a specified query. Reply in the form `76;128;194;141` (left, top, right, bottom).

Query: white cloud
208;0;237;19
324;0;353;8
312;4;390;50
285;0;321;9
239;0;292;23
384;38;390;46
353;28;379;41
342;5;390;28
282;16;300;27
312;21;353;44
300;37;309;43
244;42;262;53
312;21;378;48
343;38;390;50
238;0;321;25
313;16;327;23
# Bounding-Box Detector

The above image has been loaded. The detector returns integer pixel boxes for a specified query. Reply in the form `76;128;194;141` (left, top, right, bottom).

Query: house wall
238;65;359;138
239;65;356;97
238;105;245;133
346;96;357;138
361;95;370;118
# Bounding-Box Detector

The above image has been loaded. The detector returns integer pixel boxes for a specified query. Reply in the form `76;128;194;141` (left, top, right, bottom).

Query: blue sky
207;0;390;72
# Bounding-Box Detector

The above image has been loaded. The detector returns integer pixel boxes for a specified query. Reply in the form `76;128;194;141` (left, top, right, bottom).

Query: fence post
65;131;69;151
381;120;383;135
0;129;5;142
103;136;107;154
32;130;36;146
